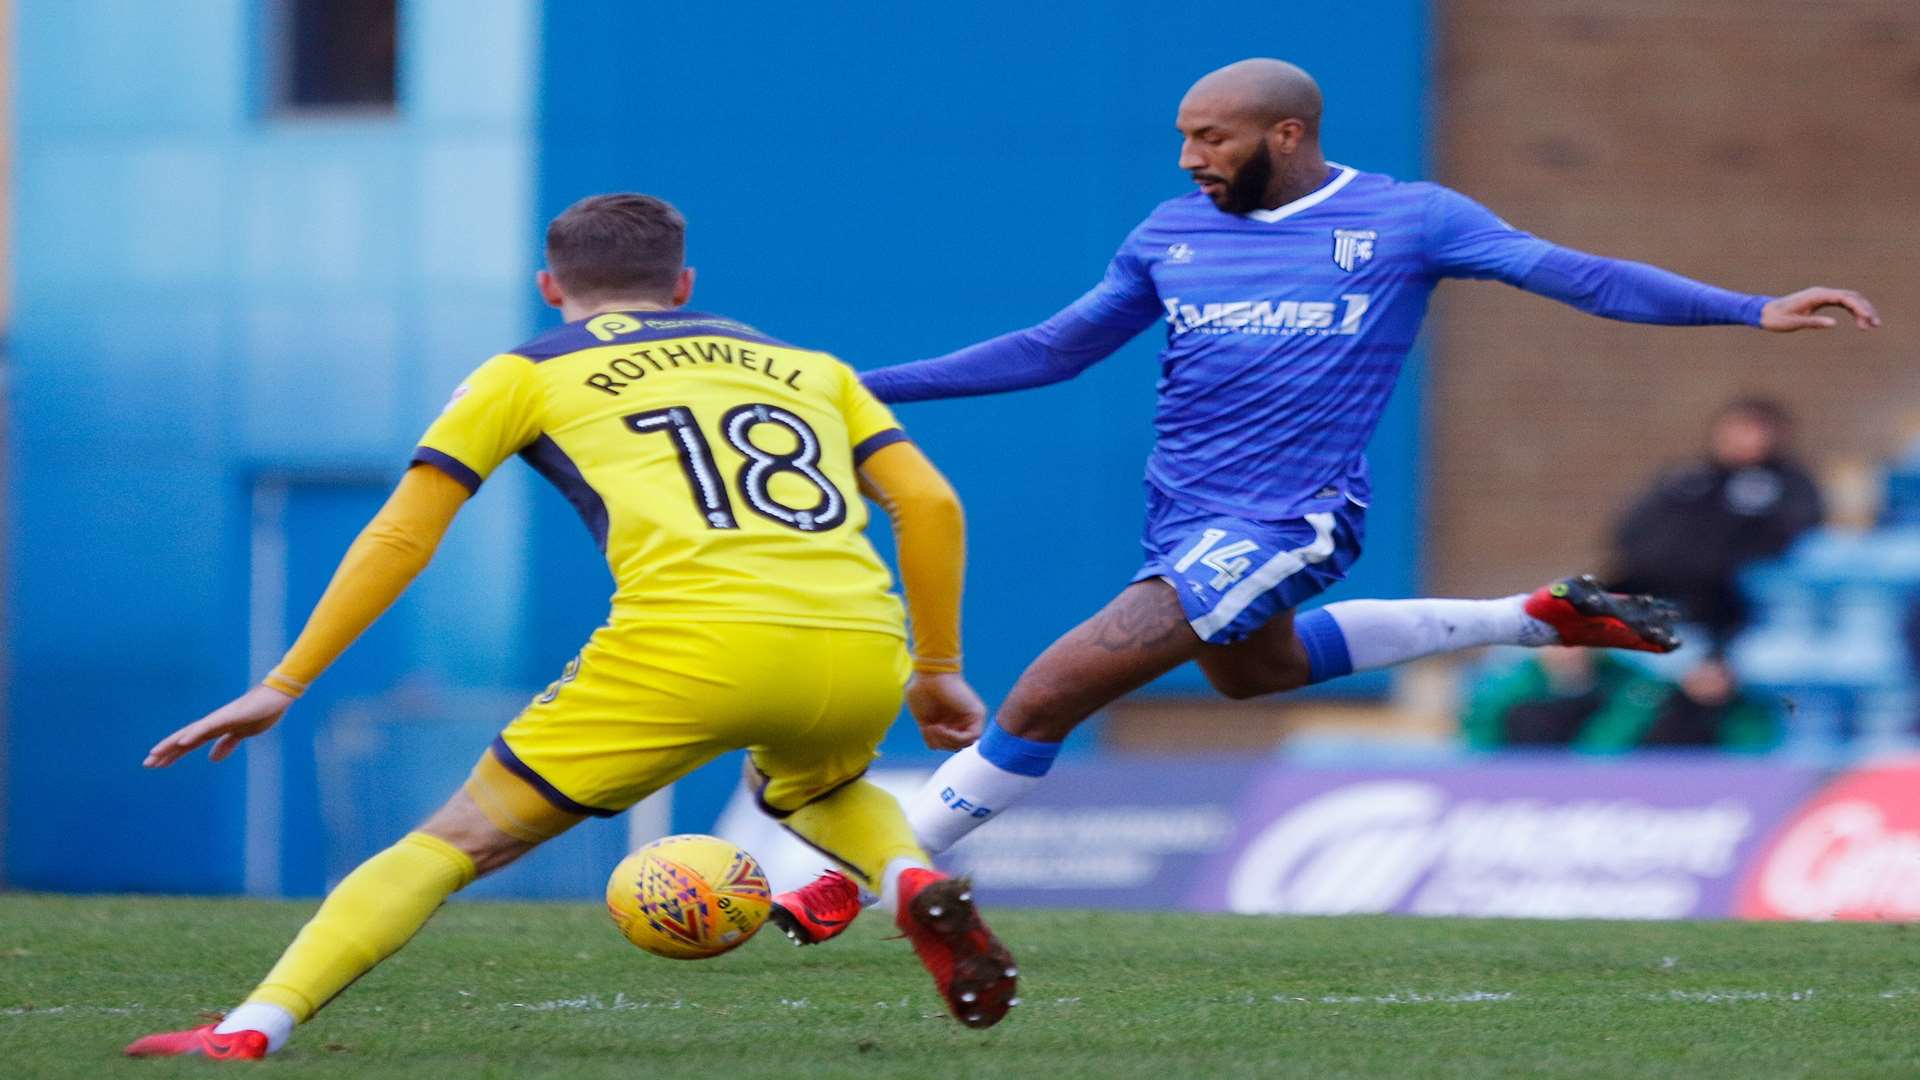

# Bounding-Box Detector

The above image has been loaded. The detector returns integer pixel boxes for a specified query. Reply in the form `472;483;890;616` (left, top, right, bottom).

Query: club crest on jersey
1166;242;1195;264
1331;228;1377;272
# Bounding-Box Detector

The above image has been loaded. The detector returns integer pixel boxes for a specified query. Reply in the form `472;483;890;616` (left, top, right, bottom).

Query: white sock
215;1001;295;1053
870;857;927;918
905;743;1045;855
1325;595;1555;671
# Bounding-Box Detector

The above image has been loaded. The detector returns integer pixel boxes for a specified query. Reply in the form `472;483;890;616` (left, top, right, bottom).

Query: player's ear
535;269;566;310
1270;116;1307;155
671;267;695;307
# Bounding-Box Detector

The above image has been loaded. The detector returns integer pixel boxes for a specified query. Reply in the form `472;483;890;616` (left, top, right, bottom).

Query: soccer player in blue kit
768;58;1880;941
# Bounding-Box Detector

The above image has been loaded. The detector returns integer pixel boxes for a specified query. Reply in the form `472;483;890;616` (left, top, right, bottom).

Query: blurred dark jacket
1462;653;1667;748
1462;654;1777;753
1609;457;1822;646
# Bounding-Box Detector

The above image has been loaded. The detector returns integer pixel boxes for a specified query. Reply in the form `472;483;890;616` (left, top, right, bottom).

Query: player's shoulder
1121;191;1230;253
1337;167;1452;209
453;351;540;393
1339;172;1503;243
1368;174;1490;219
505;310;795;362
1140;189;1218;225
811;350;871;399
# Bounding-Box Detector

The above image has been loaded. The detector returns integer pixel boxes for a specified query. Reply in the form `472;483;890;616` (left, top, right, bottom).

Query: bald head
1176;59;1330;214
1183;59;1322;136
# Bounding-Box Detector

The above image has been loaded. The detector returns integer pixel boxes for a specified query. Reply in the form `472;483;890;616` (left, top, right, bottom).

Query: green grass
2;894;1917;1078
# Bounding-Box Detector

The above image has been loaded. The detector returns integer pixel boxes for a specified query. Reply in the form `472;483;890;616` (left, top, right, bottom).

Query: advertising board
713;757;1920;920
1735;759;1920;921
1193;762;1822;919
714;760;1261;908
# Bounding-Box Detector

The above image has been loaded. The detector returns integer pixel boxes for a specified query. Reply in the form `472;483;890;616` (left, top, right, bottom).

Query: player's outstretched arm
1759;287;1880;332
857;440;986;750
144;465;470;767
1523;249;1882;331
862;236;1164;405
1428;186;1883;333
861;305;1153;405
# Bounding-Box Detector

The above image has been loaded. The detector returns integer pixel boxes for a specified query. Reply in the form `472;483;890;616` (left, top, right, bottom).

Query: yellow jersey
413;310;908;638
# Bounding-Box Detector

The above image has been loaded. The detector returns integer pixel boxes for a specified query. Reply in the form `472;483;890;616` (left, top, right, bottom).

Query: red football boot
1525;575;1681;653
124;1022;268;1060
769;868;863;946
895;868;1019;1029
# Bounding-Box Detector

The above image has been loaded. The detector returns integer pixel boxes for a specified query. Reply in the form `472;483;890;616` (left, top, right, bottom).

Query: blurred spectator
1609;398;1823;648
1463;649;1777;752
1629;656;1778;751
1463;647;1667;748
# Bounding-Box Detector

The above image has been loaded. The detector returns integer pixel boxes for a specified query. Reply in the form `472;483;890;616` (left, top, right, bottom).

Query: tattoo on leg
1080;586;1194;653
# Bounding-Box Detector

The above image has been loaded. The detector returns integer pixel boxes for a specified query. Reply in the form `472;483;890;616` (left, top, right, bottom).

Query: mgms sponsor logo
1162;294;1371;337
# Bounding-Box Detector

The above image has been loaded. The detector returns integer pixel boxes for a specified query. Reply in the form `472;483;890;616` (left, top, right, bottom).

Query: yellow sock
246;832;476;1022
780;779;928;891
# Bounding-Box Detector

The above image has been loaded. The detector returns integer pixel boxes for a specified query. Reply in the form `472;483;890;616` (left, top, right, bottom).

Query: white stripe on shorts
1188;512;1339;640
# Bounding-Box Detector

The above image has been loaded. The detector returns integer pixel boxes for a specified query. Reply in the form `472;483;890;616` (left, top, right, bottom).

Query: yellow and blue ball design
605;835;773;959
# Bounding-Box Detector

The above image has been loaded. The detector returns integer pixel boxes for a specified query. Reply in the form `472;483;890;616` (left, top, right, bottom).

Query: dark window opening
276;0;398;112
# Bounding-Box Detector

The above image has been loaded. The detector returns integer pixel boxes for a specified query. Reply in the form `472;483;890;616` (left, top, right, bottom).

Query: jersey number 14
625;403;847;532
1174;528;1259;590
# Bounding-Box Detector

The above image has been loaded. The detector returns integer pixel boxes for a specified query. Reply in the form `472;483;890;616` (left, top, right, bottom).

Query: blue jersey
864;164;1769;521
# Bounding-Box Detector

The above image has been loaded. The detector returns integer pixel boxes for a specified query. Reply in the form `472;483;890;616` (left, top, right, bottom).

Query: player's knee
427;822;532;879
419;794;539;879
1217;628;1318;699
1202;660;1311;700
1205;668;1276;700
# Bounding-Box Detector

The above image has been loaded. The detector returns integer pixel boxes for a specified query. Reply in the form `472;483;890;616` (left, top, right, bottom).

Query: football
605;835;774;959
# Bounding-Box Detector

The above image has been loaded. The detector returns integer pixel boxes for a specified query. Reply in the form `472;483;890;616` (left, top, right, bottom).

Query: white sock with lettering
905;743;1045;856
214;1002;295;1053
1325;595;1555;671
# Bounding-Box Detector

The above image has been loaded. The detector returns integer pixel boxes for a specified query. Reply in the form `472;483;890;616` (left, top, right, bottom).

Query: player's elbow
863;442;965;538
1522;250;1612;314
1036;344;1109;386
362;520;438;575
895;484;965;539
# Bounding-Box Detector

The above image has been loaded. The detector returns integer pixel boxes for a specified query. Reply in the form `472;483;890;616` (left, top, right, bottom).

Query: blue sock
976;719;1061;777
1295;609;1354;685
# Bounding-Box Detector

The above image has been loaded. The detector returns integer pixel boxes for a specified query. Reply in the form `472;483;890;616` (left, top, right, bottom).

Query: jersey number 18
625;403;847;533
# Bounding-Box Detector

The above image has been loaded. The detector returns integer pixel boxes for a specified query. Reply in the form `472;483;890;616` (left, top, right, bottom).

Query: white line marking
1652;989;1815;1003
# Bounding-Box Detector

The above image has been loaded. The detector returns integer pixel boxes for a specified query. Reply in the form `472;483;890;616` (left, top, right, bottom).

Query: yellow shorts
464;619;910;842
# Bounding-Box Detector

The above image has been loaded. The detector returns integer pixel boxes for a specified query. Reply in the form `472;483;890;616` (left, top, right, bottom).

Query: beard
1216;141;1275;214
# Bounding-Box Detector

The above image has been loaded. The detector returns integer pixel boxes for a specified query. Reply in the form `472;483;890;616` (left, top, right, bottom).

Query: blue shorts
1130;485;1366;645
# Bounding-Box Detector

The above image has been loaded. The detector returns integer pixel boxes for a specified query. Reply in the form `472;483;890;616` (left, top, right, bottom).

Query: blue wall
8;0;538;891
8;0;1429;892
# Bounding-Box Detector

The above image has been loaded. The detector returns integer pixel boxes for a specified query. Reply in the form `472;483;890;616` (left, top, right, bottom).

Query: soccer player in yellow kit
127;194;1020;1060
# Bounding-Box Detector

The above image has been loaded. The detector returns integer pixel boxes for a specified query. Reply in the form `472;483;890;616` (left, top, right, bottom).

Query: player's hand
144;685;295;767
906;672;986;751
1760;287;1881;332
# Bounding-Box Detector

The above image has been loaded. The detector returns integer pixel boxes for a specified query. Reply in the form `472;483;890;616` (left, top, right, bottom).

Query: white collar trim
1244;162;1357;223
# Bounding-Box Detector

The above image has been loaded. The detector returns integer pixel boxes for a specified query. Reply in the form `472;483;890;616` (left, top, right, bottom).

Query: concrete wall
1430;0;1920;594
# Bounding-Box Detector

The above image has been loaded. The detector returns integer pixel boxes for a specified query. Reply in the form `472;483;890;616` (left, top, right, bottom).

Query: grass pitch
2;894;1916;1078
